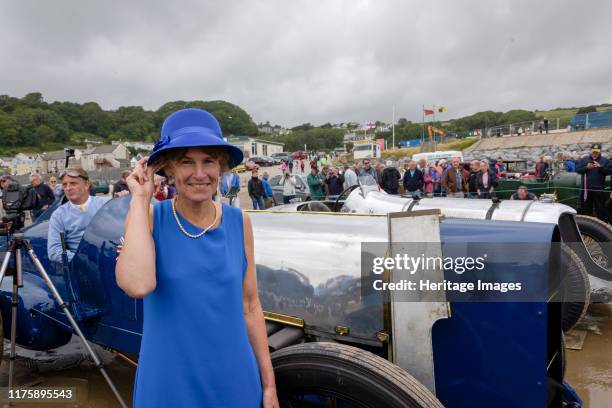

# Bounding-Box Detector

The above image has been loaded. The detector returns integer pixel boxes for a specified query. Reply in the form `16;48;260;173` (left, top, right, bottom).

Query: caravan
353;142;381;159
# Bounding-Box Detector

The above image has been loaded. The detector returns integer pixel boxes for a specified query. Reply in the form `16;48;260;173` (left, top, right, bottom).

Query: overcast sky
1;0;611;127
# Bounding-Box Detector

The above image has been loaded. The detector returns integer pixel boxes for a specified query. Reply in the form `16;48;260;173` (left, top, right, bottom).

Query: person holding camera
325;167;344;197
115;108;278;408
279;170;297;204
47;167;108;263
30;174;56;221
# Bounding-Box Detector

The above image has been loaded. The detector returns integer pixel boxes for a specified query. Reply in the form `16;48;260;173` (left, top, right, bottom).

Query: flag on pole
423;108;434;116
437;106;447;113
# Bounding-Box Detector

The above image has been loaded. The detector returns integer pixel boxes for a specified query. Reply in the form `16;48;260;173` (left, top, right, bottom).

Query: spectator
576;143;611;223
423;163;438;198
543;118;549;134
0;175;14;220
220;169;241;207
261;172;274;208
441;157;468;198
437;159;449;196
467;160;481;198
417;158;427;171
247;170;265;210
153;175;169;201
166;179;176;200
300;159;305;174
31;174;55;221
113;171;131;197
494;158;506;177
511;185;537;200
402;160;424;196
359;159;378;181
307;167;326;200
343;164;358;189
375;163;385;185
48;176;63;200
325;168;345;197
381;163;401;195
47;167;108;263
279;171;297;204
280;160;288;174
534;155;548;179
477;160;498;199
563;154;576;172
288;154;294;173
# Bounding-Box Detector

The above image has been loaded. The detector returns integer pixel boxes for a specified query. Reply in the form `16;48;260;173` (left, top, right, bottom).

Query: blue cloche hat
147;108;244;174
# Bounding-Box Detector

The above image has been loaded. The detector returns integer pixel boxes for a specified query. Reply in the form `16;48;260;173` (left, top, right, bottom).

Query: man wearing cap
576;143;611;223
47;167;108;263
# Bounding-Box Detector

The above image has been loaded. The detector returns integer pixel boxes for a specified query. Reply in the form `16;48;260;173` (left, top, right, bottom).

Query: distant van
353;143;381;160
411;150;463;164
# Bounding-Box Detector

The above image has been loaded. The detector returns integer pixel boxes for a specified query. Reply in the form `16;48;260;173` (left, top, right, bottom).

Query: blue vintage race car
0;194;585;407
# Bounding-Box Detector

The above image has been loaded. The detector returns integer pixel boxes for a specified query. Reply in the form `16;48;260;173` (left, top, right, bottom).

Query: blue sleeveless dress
133;201;262;407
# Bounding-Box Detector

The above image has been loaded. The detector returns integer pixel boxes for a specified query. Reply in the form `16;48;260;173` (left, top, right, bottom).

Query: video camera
1;181;38;233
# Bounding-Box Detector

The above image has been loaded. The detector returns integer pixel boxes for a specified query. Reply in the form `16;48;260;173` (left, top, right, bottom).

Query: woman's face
165;148;221;203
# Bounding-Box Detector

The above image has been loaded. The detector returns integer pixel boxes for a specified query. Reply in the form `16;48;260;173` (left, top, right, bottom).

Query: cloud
1;0;611;126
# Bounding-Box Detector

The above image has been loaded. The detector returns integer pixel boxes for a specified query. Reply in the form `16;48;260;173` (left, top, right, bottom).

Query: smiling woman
115;108;279;408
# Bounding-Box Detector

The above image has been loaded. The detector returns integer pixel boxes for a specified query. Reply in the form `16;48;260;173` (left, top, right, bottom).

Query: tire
575;215;612;272
0;311;3;365
272;342;443;408
559;245;590;332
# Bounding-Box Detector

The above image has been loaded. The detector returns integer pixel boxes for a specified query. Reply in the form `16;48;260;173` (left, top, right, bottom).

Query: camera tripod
0;232;127;408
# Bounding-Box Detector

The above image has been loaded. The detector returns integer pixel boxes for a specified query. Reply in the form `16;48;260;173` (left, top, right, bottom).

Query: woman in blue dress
115;108;279;407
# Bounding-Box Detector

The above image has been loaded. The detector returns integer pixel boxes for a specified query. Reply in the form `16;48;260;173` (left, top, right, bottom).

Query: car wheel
575;215;612;271
559;244;590;332
272;342;443;408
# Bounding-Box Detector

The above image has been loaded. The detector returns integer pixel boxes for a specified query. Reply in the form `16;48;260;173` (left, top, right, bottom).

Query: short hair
121;170;131;179
30;173;42;181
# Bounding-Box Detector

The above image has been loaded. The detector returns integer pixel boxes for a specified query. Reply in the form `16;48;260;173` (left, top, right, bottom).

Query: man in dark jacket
381;165;401;195
477;160;499;199
31;174;55;220
247;170;265;210
402;161;424;196
113;171;131;197
325;168;345;197
576;144;611;222
467;160;480;198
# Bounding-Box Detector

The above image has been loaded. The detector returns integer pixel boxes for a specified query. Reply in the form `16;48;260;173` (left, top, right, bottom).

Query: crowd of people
240;143;611;223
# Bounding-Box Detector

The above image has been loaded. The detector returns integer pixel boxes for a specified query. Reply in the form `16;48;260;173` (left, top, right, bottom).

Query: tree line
0;93;258;154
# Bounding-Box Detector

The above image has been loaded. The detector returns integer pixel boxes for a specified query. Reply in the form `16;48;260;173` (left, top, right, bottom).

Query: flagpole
421;104;425;142
392;105;395;150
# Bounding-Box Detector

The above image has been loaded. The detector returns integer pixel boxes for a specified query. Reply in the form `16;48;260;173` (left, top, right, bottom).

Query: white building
227;136;284;158
80;144;130;171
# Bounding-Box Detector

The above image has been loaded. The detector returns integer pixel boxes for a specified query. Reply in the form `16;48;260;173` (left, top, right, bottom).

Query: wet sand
566;304;612;408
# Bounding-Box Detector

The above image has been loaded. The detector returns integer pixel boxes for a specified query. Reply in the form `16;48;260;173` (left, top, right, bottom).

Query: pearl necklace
172;197;218;239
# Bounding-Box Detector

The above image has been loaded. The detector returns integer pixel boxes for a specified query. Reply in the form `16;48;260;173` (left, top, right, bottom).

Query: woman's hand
263;386;279;408
127;157;155;201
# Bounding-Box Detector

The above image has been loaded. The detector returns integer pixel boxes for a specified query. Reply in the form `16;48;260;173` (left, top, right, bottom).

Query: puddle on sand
566;303;612;408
